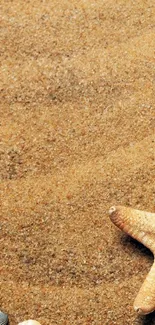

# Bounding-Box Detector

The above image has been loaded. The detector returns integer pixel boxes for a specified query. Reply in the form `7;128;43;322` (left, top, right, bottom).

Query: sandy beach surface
0;0;155;324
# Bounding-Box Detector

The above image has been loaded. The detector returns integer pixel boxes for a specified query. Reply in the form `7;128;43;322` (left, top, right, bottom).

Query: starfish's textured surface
109;205;155;315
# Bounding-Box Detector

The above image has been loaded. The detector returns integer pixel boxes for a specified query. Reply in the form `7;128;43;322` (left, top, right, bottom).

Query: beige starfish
109;205;155;315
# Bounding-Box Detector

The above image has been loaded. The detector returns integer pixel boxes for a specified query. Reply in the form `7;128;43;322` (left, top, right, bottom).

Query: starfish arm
109;206;155;253
134;261;155;315
109;205;155;314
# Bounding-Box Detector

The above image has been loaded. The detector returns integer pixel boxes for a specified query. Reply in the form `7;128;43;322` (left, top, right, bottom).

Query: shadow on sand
141;311;155;325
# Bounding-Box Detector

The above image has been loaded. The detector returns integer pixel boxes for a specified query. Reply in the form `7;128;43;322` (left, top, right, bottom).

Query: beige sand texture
0;0;155;324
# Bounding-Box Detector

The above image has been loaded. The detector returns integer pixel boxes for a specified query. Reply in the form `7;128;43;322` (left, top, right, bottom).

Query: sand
0;0;155;324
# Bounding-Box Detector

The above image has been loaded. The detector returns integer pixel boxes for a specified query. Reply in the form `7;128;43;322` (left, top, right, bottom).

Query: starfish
109;205;155;315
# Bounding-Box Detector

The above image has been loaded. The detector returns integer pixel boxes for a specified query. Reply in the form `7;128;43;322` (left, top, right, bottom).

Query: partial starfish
109;205;155;315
